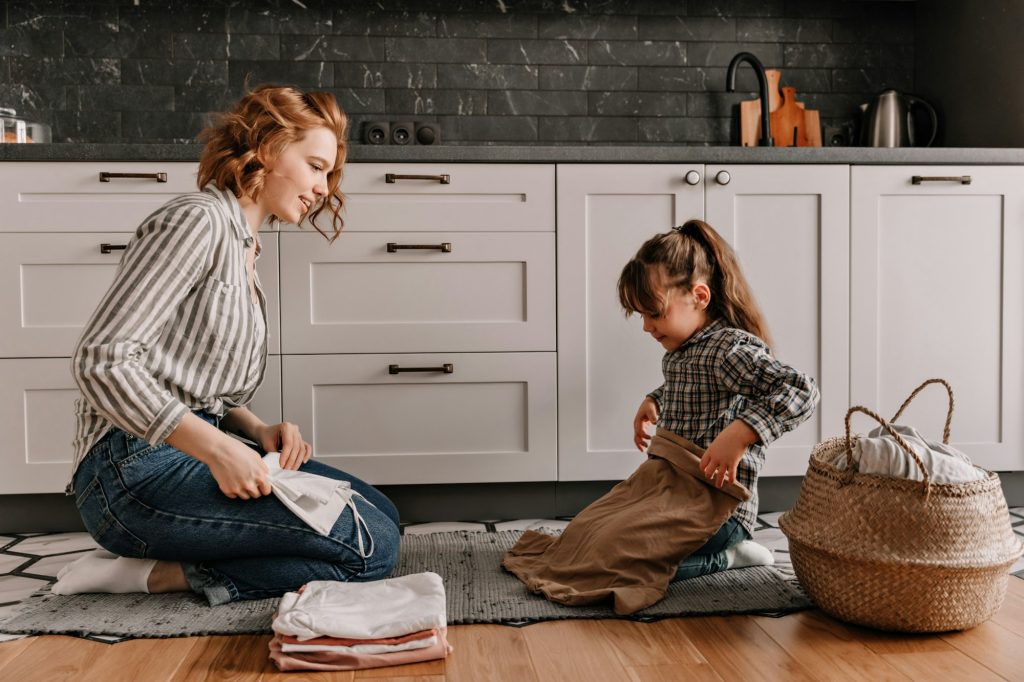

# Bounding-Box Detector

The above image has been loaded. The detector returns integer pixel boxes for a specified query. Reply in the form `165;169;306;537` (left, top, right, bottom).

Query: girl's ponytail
678;220;772;349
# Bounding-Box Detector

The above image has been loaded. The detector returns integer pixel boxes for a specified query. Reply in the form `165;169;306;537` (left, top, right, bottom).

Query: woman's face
260;126;338;225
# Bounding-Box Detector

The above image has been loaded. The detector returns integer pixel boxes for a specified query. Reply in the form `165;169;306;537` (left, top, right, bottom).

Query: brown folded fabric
502;428;751;615
268;627;452;672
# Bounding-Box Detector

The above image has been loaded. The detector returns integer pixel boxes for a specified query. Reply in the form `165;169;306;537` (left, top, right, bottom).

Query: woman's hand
255;421;312;471
207;439;272;500
633;397;660;451
700;420;759;488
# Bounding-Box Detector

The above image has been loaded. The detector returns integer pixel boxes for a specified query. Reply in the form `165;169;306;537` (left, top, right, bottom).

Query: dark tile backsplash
1;0;915;145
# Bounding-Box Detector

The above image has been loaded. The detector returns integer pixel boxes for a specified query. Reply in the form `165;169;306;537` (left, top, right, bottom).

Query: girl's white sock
52;549;156;595
724;540;774;569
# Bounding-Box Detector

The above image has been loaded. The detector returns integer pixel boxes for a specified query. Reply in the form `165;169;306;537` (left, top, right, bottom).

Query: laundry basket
779;379;1023;632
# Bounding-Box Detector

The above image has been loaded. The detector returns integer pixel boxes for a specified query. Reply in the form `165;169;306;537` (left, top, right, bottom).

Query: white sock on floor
724;540;774;570
52;549;156;595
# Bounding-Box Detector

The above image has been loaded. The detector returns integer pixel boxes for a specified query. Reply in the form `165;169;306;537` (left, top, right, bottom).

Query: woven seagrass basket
779;379;1023;632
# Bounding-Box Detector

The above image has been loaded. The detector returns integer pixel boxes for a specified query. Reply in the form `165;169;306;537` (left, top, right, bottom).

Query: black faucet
726;51;773;147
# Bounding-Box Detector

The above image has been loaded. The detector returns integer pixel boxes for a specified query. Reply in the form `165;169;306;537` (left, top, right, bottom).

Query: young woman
57;86;400;605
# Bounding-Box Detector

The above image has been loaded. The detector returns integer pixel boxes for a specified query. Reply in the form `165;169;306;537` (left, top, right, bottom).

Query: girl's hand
256;422;312;470
207;440;272;500
700;420;758;488
633;397;659;451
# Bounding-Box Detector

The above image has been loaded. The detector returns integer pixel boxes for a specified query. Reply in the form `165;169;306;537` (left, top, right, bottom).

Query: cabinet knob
715;170;731;186
684;170;701;186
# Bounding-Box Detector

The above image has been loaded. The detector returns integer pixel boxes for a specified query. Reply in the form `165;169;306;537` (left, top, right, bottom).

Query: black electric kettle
859;89;938;147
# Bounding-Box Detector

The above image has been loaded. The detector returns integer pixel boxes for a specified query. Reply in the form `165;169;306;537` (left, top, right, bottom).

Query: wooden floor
1;578;1022;681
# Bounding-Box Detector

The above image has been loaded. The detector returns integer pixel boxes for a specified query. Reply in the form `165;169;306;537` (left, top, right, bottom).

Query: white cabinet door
557;164;704;481
279;232;555;354
851;166;1024;471
282;352;557;484
0;232;281;358
313;163;555;232
0;233;132;357
706;164;850;476
0;358;78;493
0;162;197;231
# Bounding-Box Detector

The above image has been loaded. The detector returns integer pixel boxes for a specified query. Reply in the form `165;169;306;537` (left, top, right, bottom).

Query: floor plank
673;615;817;681
444;624;538;682
595;619;710;668
169;635;272;682
0;637;36;675
0;635;103;682
80;636;203;682
752;611;911;681
521;620;629;682
625;663;723;682
353;657;445;679
940;620;1024;682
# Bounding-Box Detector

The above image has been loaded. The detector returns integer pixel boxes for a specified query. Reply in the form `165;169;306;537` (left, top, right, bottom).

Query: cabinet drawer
0;356;284;494
0;162;198;231
291;163;554;232
0;233;281;357
280;232;555;354
282;352;557;484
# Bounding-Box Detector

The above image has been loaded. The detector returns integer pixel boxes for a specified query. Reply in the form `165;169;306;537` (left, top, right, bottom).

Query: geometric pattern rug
1;509;1021;643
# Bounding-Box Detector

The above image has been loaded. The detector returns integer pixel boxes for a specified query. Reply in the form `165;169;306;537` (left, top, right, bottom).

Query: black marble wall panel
2;0;915;145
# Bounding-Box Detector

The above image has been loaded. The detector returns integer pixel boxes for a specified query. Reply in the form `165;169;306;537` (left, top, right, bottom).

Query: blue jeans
672;517;750;582
72;411;401;605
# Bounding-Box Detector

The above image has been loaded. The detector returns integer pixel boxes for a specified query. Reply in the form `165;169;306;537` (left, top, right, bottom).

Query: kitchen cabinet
279;163;558;485
851;166;1024;471
0;162;281;494
557;164;849;480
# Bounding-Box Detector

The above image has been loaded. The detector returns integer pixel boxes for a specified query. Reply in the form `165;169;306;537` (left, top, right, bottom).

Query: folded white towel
280;633;439;655
273;572;448;641
264;453;374;557
833;424;986;484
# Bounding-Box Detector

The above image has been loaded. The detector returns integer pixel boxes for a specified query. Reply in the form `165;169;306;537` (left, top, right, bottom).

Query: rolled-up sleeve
718;339;820;446
72;202;213;444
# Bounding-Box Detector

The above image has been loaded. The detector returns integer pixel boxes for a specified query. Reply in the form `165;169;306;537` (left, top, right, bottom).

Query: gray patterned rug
0;530;810;639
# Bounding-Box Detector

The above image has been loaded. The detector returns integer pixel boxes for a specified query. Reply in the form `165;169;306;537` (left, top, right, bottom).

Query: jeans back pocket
75;474;148;558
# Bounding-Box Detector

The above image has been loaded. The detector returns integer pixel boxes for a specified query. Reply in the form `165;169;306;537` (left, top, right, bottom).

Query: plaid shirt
648;318;819;535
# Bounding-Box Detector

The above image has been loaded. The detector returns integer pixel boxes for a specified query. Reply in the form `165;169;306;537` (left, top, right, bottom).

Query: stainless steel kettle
859;89;938;147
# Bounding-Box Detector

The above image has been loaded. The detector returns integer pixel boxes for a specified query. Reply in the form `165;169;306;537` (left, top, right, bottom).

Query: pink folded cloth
277;628;435;649
268;627;452;672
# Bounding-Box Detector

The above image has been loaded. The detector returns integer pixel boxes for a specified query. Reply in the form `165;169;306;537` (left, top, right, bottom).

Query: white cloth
263;453;374;555
833;424;986;484
280;634;439;655
273;572;448;641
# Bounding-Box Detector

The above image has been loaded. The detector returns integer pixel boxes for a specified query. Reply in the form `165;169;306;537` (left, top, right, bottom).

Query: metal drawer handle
911;175;972;185
99;171;168;183
385;173;450;185
387;242;452;253
389;363;454;375
100;243;127;254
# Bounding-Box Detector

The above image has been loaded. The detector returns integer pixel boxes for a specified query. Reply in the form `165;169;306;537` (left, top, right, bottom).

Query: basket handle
889;378;954;444
844;405;931;498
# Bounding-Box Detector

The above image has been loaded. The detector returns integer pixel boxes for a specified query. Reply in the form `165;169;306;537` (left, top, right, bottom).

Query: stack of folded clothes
269;571;452;672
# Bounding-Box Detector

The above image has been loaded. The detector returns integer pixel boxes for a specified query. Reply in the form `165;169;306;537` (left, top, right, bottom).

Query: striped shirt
647;318;819;535
70;186;268;490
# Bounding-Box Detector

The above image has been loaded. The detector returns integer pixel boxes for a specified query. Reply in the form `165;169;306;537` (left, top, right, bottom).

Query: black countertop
1;143;1023;164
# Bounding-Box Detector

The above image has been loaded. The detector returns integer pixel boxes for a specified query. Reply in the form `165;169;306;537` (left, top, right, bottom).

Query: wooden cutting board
770;86;821;147
739;71;821;147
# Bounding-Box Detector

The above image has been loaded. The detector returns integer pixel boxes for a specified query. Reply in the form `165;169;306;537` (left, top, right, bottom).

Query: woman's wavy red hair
197;85;348;242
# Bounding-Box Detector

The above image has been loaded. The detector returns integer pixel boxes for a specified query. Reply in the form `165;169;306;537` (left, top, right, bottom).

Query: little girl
619;219;819;581
503;220;818;615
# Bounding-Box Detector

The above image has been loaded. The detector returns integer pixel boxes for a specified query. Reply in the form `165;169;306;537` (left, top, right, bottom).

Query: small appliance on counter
0;108;51;143
859;90;938;147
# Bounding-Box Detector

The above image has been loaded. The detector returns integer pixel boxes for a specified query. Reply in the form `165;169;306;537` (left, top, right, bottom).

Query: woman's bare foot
146;560;189;593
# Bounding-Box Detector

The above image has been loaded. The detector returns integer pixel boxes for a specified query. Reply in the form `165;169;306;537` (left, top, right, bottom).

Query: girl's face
639;270;710;351
259;126;338;225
